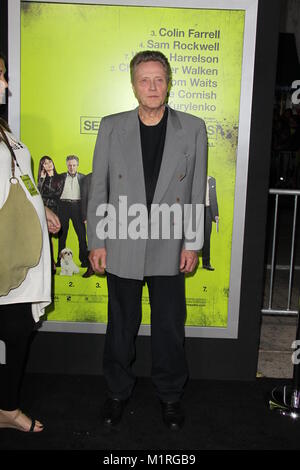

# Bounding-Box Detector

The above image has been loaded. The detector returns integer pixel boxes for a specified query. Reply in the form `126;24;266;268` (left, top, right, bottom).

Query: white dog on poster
59;248;80;276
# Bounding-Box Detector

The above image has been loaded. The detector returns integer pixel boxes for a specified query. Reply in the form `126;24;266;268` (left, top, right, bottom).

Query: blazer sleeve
87;117;110;250
183;119;208;251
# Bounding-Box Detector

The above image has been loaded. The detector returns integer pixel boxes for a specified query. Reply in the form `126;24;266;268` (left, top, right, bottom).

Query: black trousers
104;272;188;402
0;303;34;410
58;200;88;265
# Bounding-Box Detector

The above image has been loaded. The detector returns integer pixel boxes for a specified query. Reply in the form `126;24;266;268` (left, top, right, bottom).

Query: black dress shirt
139;107;168;213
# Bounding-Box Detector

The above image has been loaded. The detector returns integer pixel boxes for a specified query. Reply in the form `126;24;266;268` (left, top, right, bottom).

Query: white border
9;0;259;338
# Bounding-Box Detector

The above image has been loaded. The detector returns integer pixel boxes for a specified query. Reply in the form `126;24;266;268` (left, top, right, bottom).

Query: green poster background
20;2;245;327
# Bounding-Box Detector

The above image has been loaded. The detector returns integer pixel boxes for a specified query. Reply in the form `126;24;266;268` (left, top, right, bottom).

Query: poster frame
8;0;259;338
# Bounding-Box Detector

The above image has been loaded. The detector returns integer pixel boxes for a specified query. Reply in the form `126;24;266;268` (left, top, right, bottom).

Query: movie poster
20;2;245;328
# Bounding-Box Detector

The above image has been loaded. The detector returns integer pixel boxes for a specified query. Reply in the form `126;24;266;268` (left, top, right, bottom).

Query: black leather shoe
161;401;184;431
102;398;127;426
82;266;95;278
203;264;215;271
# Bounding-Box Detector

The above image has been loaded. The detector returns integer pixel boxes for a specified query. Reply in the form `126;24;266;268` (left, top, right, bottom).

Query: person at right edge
87;51;208;431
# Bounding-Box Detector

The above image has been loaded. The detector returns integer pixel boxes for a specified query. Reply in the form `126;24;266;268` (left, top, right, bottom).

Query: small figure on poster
57;155;89;268
202;175;219;271
59;248;80;276
80;172;95;278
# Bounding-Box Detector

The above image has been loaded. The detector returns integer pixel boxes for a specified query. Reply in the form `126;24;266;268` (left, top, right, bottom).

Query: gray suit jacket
87;106;207;280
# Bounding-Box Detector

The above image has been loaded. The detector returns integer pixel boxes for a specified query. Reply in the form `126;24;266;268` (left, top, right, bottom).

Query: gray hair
66;155;79;164
130;50;172;85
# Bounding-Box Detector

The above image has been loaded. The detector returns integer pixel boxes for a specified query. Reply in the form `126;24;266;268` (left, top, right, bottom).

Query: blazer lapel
152;107;186;205
119;108;147;205
119;106;186;207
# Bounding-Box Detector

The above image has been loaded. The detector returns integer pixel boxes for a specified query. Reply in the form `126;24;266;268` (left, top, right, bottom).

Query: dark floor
257;315;297;378
1;195;299;452
0;373;299;451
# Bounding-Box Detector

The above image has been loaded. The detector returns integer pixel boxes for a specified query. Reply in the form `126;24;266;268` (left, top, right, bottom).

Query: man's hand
45;206;61;234
89;248;107;274
179;249;198;274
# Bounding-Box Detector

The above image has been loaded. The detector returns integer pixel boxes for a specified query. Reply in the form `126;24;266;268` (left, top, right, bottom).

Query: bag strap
0;124;17;179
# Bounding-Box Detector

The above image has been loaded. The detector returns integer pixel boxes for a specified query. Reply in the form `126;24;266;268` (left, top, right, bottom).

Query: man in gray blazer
87;51;207;431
